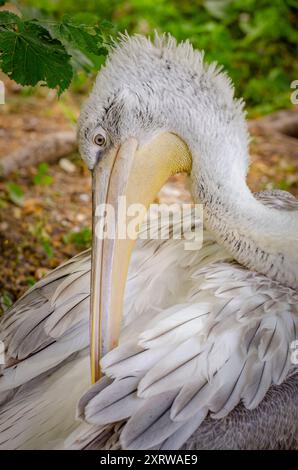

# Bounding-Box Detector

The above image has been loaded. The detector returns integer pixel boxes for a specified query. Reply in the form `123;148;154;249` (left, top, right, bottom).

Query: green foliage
51;14;109;56
0;12;73;94
0;6;115;94
28;219;54;258
0;0;297;113
63;227;92;249
32;162;53;186
0;291;13;312
26;276;36;287
41;239;54;258
5;182;25;206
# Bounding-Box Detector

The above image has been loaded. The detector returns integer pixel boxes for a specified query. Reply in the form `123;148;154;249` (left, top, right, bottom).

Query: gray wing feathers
0;250;91;361
1;198;298;449
82;377;142;425
77;259;298;449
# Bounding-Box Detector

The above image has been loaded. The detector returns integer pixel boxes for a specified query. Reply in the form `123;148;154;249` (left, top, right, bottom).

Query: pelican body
0;34;297;450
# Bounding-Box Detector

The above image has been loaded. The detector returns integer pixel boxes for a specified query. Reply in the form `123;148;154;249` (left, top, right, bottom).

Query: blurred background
17;0;298;115
0;0;297;311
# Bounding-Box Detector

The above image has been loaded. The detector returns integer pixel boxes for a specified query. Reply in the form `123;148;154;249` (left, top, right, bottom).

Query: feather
0;352;90;450
64;422;120;450
242;358;273;409
138;337;203;398
84;377;143;425
0;325;88;392
158;408;208;450
77;376;111;420
1;189;297;451
120;390;181;450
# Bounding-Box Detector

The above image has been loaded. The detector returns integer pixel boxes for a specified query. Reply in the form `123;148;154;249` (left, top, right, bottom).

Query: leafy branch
0;3;116;94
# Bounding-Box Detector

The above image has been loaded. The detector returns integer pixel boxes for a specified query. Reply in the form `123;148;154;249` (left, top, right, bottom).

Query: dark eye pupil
94;134;105;146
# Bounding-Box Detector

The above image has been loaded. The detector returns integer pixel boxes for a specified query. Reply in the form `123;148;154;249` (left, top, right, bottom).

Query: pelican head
77;34;251;383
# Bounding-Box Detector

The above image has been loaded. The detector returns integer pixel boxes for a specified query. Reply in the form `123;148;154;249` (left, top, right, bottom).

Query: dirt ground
0;76;297;313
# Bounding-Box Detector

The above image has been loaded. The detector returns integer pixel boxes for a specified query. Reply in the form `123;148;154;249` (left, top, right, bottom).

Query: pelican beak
90;132;191;383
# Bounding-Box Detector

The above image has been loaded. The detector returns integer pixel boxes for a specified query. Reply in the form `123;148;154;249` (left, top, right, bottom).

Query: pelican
0;34;298;450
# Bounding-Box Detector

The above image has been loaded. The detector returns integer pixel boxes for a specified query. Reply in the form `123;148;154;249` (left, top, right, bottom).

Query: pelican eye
93;133;106;147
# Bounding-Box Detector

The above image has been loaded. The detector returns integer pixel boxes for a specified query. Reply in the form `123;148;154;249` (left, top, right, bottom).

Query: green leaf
26;276;36;287
5;182;25;206
277;180;291;191
33;162;54;185
0;12;73;94
0;1;7;6
38;162;49;172
0;11;21;28
34;174;53;185
0;291;13;312
53;15;102;55
100;19;114;30
41;239;54;258
63;227;92;249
